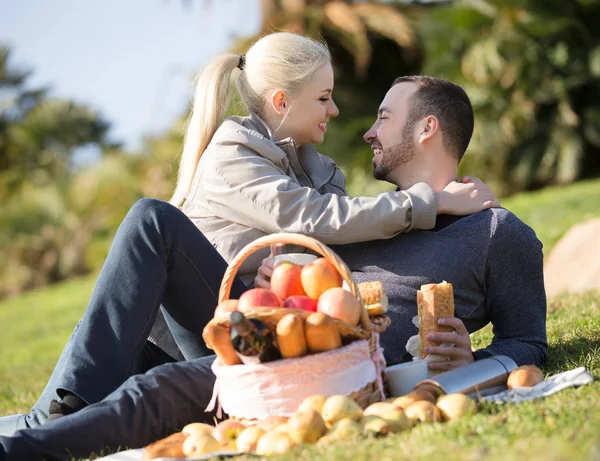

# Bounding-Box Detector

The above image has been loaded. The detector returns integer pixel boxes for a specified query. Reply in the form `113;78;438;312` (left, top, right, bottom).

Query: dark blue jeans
1;356;218;461
0;198;246;439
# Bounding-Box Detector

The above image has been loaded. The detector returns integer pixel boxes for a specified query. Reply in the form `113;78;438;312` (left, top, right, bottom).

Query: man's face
364;82;420;182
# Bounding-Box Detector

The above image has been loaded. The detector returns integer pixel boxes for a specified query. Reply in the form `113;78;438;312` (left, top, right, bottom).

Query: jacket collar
242;114;337;191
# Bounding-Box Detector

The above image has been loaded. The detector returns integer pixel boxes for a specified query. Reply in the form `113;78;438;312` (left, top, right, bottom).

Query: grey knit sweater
333;208;548;367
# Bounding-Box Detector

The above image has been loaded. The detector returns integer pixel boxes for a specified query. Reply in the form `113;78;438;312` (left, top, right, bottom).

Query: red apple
317;287;362;326
283;295;318;312
238;288;283;312
214;299;239;317
270;262;307;299
301;258;343;299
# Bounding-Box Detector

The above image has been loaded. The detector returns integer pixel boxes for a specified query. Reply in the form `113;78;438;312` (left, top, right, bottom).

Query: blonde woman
0;32;497;453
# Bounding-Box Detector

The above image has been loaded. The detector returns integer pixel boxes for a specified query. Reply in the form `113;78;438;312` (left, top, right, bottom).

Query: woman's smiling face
275;62;339;146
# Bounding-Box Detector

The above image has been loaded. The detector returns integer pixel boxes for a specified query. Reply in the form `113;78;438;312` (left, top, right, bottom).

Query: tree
419;0;600;193
0;46;124;297
235;0;422;195
0;48;115;198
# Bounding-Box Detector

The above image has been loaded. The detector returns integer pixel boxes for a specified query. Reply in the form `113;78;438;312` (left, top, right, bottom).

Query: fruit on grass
255;431;296;455
182;432;221;457
392;389;437;410
276;313;307;358
301;258;343;299
286;408;327;444
305;312;342;353
317;418;362;446
270;262;307;299
321;395;363;426
237;288;282;312
214;299;238;317
236;426;266;452
317;287;362;326
297;395;327;415
363;402;398;417
212;419;246;450
404;400;442;423
361;415;395;436
436;393;477;421
363;402;410;431
283;295;318;312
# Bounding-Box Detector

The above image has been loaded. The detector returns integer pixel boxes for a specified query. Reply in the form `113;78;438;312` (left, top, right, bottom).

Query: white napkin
482;366;595;404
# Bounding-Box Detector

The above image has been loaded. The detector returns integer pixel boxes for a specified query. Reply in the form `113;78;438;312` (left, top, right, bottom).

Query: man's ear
418;115;440;144
269;90;288;116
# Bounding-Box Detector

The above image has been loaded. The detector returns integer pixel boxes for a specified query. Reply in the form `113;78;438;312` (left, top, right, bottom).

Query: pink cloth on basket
206;339;380;420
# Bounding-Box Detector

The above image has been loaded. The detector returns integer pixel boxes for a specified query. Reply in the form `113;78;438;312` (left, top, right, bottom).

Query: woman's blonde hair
170;32;331;207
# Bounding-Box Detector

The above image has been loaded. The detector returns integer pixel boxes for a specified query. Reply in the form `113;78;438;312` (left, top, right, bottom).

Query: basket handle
218;233;373;331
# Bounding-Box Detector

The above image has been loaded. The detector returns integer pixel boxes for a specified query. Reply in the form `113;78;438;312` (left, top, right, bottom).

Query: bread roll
305;312;341;353
276;313;307;358
142;432;187;460
358;281;388;316
417;281;454;359
507;365;544;389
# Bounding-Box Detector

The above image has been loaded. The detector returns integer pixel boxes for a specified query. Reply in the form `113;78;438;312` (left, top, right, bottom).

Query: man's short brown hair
392;76;474;163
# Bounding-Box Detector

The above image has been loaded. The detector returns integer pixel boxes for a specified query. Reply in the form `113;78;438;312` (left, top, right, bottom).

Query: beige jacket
183;114;437;283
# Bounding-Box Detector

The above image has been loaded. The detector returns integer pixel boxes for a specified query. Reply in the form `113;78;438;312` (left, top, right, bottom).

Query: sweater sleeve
475;210;548;366
203;142;437;244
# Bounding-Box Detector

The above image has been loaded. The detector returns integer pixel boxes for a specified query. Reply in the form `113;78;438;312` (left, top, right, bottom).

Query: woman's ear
418;115;439;144
269;90;288;116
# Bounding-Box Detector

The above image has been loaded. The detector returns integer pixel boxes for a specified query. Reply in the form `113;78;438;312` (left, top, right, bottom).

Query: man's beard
373;130;417;182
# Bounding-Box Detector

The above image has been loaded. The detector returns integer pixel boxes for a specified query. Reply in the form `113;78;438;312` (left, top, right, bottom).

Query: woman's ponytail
170;54;239;208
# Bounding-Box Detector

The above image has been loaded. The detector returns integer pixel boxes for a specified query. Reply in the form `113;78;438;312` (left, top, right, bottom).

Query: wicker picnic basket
206;233;391;420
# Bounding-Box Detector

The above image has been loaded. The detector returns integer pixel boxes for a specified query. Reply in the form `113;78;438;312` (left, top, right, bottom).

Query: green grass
0;275;93;415
502;178;600;256
1;179;600;460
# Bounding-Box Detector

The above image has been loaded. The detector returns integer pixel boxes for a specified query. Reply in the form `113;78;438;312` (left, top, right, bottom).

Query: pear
182;433;221;457
363;402;397;417
363;401;411;431
404;400;442;423
257;415;289;432
286;408;327;444
392;389;436;410
321;395;363;426
297;394;327;415
256;431;296;455
212;419;246;450
318;418;363;446
361;415;395;437
236;426;266;453
436;393;477;421
181;422;214;438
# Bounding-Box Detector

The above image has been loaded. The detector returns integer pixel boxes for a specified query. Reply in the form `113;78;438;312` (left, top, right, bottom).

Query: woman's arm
198;141;496;245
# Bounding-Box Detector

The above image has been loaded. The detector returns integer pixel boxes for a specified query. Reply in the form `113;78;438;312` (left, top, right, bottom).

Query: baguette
358;281;388;316
202;323;242;365
417;281;454;359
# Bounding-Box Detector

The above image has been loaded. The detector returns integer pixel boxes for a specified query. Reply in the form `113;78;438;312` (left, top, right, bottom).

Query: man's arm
477;210;548;366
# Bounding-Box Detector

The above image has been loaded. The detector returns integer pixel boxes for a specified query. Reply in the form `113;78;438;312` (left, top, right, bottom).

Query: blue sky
0;0;261;151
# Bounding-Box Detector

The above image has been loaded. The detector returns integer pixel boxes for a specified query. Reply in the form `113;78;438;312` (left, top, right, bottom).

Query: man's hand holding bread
424;316;474;371
411;281;474;372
